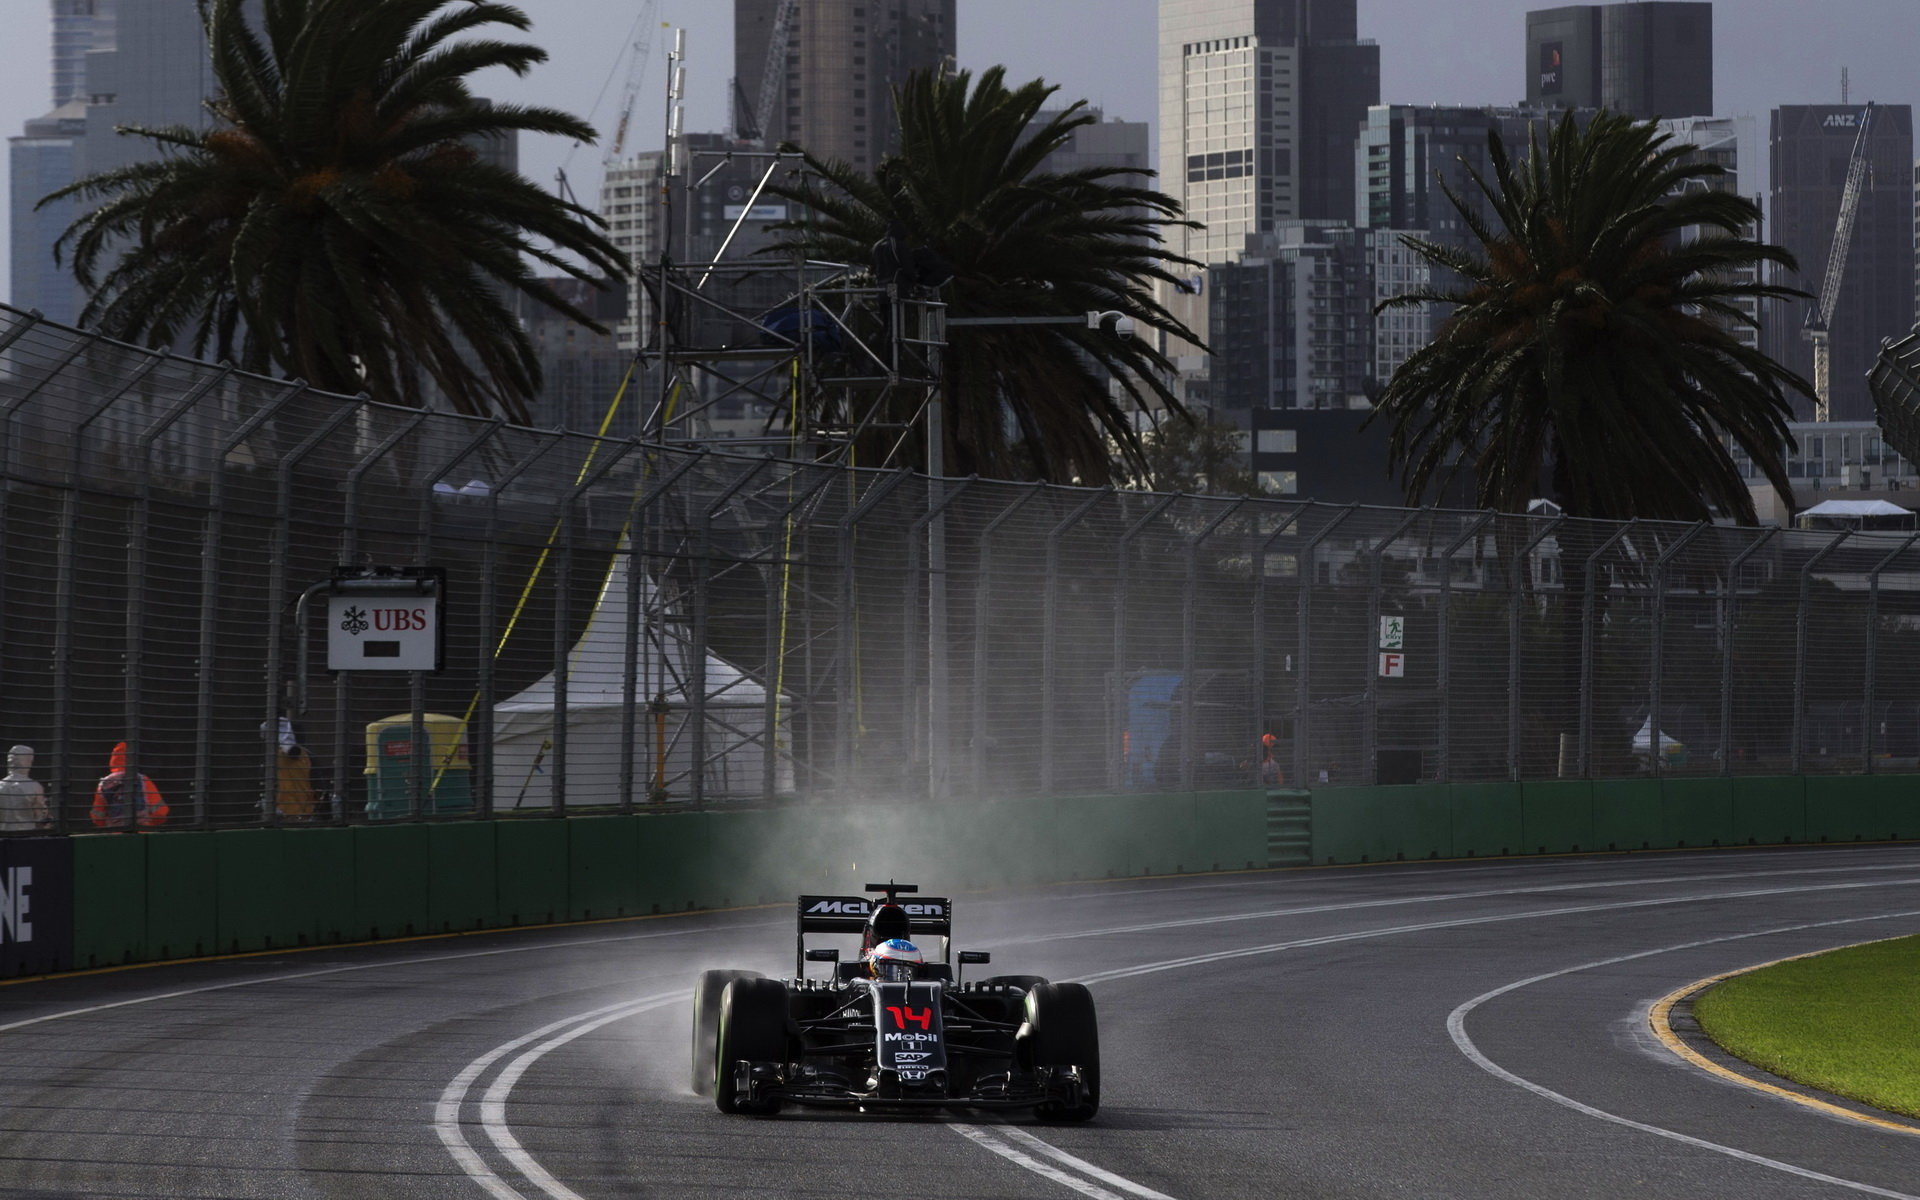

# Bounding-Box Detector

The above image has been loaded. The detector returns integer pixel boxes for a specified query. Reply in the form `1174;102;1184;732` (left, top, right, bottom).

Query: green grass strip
1693;934;1920;1118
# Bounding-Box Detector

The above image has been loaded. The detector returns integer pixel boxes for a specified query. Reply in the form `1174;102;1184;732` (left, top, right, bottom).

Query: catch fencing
0;302;1915;830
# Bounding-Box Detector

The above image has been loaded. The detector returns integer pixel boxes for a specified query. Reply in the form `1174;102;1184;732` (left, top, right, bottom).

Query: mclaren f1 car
691;882;1099;1120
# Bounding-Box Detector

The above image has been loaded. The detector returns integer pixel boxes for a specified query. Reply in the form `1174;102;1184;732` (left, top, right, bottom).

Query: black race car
691;882;1099;1120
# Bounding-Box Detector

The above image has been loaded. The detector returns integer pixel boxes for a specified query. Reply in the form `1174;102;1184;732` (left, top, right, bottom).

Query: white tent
492;545;791;806
1799;499;1910;518
1631;717;1684;765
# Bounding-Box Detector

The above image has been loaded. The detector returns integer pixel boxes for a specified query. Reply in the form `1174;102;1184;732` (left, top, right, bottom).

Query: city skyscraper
1768;104;1916;423
733;0;955;177
1525;3;1712;120
10;1;118;320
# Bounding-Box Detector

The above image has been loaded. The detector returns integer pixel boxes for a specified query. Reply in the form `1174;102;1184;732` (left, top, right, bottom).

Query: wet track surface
4;845;1920;1198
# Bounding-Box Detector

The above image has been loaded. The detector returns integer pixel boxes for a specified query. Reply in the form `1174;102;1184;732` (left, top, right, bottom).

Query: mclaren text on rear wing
796;895;953;936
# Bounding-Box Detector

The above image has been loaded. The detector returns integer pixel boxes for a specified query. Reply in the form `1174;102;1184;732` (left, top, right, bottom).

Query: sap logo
0;867;31;944
884;1032;938;1043
1824;114;1860;129
895;1052;933;1063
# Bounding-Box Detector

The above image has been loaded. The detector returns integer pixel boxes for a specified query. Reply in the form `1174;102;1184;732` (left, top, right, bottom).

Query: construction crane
605;0;663;166
735;0;799;146
1805;101;1876;421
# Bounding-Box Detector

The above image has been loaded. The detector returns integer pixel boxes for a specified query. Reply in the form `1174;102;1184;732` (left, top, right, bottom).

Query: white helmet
866;938;924;982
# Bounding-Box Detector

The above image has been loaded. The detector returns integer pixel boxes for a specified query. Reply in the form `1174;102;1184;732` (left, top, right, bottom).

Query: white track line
990;1124;1177;1199
478;992;689;1200
434;994;681;1200
949;1124;1140;1200
1070;875;1920;985
1447;910;1920;1199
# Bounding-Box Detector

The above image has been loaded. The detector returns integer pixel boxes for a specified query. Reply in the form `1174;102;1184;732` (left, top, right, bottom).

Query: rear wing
795;894;953;975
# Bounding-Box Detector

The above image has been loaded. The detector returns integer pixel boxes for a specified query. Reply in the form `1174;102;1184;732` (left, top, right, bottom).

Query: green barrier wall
63;788;1269;973
1305;775;1918;866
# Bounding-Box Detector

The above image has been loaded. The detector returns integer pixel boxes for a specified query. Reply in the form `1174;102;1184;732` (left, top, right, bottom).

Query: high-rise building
733;0;955;177
51;0;117;107
1767;104;1915;422
1525;3;1712;120
10;2;117;317
79;1;217;178
8;103;89;321
1207;223;1393;415
1158;1;1380;357
1029;109;1151;178
1655;115;1761;352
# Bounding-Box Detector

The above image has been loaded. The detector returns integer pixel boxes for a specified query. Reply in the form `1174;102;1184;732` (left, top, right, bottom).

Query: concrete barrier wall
1306;776;1920;865
60;790;1270;972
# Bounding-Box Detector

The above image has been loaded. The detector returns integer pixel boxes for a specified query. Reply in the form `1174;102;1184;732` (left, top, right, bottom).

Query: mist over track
3;847;1920;1198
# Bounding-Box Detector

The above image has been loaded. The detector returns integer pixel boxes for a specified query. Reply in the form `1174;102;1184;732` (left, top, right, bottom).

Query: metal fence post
1112;492;1182;791
201;382;307;826
1509;516;1566;782
1181;498;1248;792
1041;487;1115;794
1793;532;1850;776
832;469;912;795
689;457;776;804
47;350;167;829
1251;503;1311;786
1577;519;1639;778
1718;527;1777;775
1295;505;1359;788
1648;523;1708;781
614;448;708;808
127;365;232;828
971;483;1048;798
551;440;642;813
477;436;568;817
1435;511;1494;783
269;397;365;823
1863;533;1918;774
903;476;974;799
1363;508;1427;785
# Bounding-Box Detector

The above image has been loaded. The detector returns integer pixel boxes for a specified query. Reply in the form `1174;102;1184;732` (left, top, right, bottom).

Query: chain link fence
2;303;1917;831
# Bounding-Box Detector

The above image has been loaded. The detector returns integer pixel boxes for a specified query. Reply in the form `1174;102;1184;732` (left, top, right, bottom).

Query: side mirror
958;951;991;965
805;948;840;963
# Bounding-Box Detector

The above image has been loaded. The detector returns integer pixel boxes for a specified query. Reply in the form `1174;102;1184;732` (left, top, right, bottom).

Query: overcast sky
4;0;1918;303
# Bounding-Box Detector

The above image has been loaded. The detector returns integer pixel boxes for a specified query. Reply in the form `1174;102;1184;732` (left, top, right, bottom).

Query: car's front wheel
690;969;759;1097
1022;982;1099;1122
714;977;789;1116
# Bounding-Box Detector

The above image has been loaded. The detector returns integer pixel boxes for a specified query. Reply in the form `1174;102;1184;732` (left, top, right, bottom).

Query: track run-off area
4;846;1920;1198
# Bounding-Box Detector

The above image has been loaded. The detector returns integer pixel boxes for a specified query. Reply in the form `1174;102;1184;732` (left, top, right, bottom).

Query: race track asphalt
2;843;1920;1199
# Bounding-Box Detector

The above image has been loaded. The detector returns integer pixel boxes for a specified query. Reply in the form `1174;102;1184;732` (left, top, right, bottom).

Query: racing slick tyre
691;969;759;1097
1023;982;1100;1123
715;977;789;1116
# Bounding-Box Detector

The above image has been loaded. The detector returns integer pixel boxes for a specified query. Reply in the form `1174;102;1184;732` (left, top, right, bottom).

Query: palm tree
1373;110;1812;523
42;0;625;423
766;67;1203;485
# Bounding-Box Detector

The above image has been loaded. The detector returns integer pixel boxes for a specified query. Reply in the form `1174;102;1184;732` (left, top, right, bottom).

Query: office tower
1655;115;1761;352
733;0;956;177
1207;223;1390;414
79;1;217;178
1158;0;1379;363
1029;109;1151;178
51;0;117;107
10;2;116;318
9;104;89;321
1768;105;1915;422
1525;3;1711;120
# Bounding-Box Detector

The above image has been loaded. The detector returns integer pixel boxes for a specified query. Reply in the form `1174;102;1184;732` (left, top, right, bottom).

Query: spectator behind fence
0;745;49;831
91;743;169;829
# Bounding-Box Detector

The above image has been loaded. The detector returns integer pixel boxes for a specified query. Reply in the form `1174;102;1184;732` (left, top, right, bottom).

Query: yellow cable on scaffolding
434;360;656;792
771;358;801;785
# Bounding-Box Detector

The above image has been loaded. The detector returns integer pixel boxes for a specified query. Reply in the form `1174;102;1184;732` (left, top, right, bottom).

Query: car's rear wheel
1023;982;1099;1122
714;977;788;1116
691;969;758;1097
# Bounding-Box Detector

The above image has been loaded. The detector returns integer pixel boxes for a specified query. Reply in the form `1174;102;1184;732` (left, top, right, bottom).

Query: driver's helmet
862;903;912;954
866;938;924;982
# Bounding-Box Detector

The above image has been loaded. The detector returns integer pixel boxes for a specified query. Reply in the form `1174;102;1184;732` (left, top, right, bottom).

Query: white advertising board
328;594;440;671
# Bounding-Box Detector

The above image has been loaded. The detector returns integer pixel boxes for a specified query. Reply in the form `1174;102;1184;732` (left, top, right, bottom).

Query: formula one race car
691;882;1099;1120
